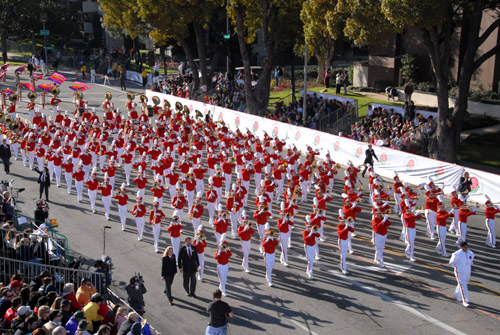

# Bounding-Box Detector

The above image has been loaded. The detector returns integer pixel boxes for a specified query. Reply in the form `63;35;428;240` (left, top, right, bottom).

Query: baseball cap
17;306;31;316
61;299;70;307
9;280;23;289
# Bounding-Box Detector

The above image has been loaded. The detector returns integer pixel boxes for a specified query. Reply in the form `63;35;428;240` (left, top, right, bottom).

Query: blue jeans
205;324;227;335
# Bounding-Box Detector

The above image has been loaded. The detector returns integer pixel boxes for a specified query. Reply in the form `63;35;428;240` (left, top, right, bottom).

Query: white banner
144;90;499;203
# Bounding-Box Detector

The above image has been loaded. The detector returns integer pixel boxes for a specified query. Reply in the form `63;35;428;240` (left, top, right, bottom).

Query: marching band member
253;205;272;254
113;183;128;231
150;176;166;210
165;164;180;201
237;211;254;272
120;145;134;185
132;168;147;199
449;190;463;236
313;188;333;239
101;158;117;192
277;210;293;266
215;234;232;296
337;209;354;275
262;224;279;286
211;169;224;207
189;193;204;233
85;168;99;213
456;203;477;246
193;225;207;281
303;218;320;280
172;183;187;223
222;156;235;197
149;201;166;253
132;197;146;241
214;205;229;245
372;211;391;268
206;181;218;225
342;196;362;254
72;164;85;202
403;208;423;262
182;169;197;209
393;174;404;214
193;159;206;194
98;175;113;220
484;196;499;248
310;208;325;260
424;191;439;240
449;241;474;307
167;215;183;264
61;157;74;194
436;202;454;257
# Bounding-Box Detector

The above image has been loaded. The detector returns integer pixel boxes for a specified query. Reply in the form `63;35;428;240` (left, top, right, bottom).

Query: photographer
125;275;147;314
93;260;112;295
206;289;234;335
34;200;49;225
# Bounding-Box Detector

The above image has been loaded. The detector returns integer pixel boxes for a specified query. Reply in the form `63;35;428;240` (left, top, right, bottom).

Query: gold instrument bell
175;102;183;111
76;91;83;100
221;243;229;251
127;92;135;100
164;99;171;108
9;93;18;102
3;115;13;124
105;91;112;100
347;217;354;223
28;91;37;100
311;225;319;232
140;94;148;103
9;120;20;130
51;87;60;96
152;96;160;106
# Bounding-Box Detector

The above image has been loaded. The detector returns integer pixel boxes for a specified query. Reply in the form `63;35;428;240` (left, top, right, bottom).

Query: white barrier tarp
144;90;499;203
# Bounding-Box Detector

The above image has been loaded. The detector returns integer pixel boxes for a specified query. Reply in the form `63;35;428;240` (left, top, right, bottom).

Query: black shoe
191;293;197;298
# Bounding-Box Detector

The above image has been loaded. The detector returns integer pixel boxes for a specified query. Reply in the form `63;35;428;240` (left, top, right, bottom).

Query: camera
133;272;144;290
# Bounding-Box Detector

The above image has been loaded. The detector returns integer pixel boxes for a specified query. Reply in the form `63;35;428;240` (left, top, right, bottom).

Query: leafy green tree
330;0;500;163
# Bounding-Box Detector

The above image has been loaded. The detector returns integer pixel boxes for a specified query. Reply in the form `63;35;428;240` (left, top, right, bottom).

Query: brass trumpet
197;232;206;240
311;225;319;233
266;228;276;238
335;162;341;169
115;189;123;196
43;131;50;138
3;115;12;124
263;205;269;212
221;243;230;251
347;217;354;223
175;102;183;111
152;96;160;105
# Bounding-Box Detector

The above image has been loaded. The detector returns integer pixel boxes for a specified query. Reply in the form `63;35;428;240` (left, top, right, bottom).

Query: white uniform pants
83;165;91;180
275;178;283;202
300;181;308;202
394;193;401;214
207;202;216;225
48;161;55;181
405;227;416;258
169;185;176;202
11;143;19;160
264;253;275;284
196;178;204;194
217;263;229;295
305;245;315;277
171;236;180;264
400;214;406;240
152;223;161;252
254;173;261;195
75;180;83;201
192;217;201;233
88;189;97;211
64;172;72;193
374;233;387;266
124;163;132;185
102;195;111;218
198;252;205;280
454;268;470;303
186;190;194;209
99;155;105;170
37;157;44;172
215;187;222;207
241;239;251;271
224;173;231;197
314;237;320;258
339;238;348;273
436;225;447;255
457;222;467;245
486;218;496;246
28;151;35;169
229;211;239;237
279;232;289;264
136;217;145;240
118;205;127;230
425;210;436;239
450;209;459;234
21;148;27;165
347;231;353;252
257;224;265;250
137;188;145;200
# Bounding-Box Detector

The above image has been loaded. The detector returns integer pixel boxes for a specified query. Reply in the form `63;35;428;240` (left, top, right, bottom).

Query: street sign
40;30;50;36
223;34;230;40
47;46;54;50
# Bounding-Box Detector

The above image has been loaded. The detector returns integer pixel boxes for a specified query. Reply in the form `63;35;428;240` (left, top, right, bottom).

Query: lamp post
226;0;230;74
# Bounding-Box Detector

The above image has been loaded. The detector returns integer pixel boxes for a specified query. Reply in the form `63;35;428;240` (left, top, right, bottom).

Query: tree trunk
1;32;8;64
291;47;296;102
316;51;325;84
193;22;208;88
177;34;200;93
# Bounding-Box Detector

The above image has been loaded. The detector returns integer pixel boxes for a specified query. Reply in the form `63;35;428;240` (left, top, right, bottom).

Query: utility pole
40;3;48;66
303;0;309;122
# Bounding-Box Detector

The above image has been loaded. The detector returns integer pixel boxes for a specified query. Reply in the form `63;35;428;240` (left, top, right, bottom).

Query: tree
301;0;342;83
228;0;302;115
332;0;500;163
98;0;148;51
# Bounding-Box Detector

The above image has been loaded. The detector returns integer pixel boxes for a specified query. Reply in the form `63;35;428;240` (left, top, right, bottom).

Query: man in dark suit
362;144;379;178
178;237;199;297
35;167;51;201
0;138;12;173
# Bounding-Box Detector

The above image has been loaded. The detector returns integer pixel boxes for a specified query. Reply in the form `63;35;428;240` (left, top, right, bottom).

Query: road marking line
285;317;320;335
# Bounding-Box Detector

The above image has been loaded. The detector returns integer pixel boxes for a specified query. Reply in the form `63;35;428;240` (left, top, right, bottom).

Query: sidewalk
460;123;500;140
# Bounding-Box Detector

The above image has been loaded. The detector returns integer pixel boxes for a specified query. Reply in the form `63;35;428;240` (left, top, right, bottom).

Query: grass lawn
459;142;500;167
269;86;405;117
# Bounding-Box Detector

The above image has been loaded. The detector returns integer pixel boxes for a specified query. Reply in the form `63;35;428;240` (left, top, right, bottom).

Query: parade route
4;69;500;335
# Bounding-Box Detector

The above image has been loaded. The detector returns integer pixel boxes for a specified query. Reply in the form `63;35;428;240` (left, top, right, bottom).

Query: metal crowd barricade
0;256;104;292
0;226;69;266
318;103;358;134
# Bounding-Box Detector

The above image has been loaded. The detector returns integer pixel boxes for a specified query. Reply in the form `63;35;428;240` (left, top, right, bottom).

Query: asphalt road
3;68;500;335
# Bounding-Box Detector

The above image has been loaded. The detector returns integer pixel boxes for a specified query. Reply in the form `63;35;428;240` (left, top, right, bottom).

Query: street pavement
2;68;500;335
